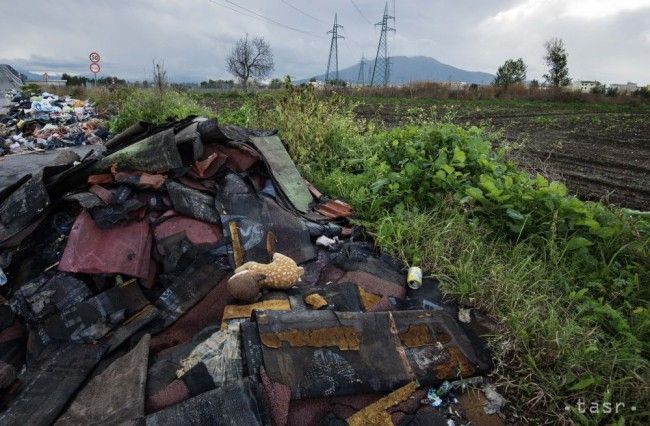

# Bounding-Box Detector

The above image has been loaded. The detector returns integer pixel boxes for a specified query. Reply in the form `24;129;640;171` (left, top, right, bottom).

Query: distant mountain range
303;55;494;85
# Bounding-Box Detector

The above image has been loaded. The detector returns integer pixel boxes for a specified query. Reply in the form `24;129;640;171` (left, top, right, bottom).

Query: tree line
493;38;570;89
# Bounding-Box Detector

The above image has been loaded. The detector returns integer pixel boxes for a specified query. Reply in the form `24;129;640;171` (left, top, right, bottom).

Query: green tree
543;38;570;87
493;58;527;88
62;73;88;87
590;82;606;95
268;78;283;89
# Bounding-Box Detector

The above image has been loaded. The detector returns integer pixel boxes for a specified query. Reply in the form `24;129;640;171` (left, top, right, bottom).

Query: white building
572;80;600;93
609;82;638;94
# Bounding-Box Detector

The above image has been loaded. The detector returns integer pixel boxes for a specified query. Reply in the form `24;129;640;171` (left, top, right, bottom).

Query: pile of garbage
0;90;108;155
0;114;503;425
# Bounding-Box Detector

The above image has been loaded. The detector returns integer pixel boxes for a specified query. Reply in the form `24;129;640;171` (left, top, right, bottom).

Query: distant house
33;80;66;88
609;82;638;94
571;80;599;93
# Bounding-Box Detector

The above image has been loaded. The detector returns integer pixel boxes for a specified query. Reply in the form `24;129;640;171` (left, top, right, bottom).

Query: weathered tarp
256;309;490;399
248;135;312;213
55;334;151;425
0;173;49;243
0;343;107;426
166;181;219;224
94;129;182;173
216;173;273;268
145;378;269;426
37;280;150;344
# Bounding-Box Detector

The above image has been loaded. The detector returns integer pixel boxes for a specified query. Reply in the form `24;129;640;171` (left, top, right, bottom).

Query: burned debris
0;103;503;424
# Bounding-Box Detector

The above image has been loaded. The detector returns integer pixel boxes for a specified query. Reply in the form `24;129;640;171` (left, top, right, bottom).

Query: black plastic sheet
144;378;269;426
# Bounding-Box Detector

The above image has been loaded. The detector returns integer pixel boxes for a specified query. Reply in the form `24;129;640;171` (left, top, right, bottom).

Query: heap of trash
0;90;108;155
0;112;504;425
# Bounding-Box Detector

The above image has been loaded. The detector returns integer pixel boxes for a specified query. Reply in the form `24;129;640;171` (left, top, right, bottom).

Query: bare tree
152;60;168;92
226;35;274;89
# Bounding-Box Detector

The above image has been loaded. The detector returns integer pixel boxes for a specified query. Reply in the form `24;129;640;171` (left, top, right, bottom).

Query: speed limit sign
90;63;101;73
89;52;101;62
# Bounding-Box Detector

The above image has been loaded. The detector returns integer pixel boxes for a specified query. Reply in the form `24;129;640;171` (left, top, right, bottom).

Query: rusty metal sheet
315;199;354;219
55;334;150;425
337;271;406;300
58;211;152;279
257;310;490;399
153;215;223;245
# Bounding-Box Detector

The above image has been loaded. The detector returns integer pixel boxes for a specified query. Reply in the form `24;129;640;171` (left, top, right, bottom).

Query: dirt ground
354;101;650;211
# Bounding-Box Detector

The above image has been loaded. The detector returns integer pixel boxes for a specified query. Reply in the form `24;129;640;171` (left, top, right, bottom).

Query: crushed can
406;266;423;290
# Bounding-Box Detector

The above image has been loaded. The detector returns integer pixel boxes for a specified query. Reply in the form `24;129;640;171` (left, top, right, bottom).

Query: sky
0;0;648;84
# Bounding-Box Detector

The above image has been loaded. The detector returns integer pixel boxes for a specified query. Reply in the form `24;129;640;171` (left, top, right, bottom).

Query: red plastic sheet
153;214;223;245
59;211;152;278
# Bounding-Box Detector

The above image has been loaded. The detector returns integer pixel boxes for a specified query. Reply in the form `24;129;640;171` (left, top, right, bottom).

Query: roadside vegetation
96;86;648;424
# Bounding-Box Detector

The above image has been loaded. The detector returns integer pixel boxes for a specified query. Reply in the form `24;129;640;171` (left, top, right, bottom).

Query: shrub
108;89;211;133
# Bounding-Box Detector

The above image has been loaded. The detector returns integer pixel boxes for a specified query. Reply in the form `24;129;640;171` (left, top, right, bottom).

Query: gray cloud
0;0;648;84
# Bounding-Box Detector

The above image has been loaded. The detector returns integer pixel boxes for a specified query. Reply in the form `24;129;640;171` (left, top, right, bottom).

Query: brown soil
354;104;650;211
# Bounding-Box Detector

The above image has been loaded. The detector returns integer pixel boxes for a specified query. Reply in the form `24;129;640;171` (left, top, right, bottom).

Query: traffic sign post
89;52;101;87
90;63;101;86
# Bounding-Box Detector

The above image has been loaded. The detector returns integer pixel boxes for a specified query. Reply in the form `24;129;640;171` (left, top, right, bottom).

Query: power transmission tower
370;2;395;86
356;55;367;86
325;13;344;83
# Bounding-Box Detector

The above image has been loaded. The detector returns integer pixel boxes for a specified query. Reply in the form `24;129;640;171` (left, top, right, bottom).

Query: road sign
89;52;101;63
90;63;101;73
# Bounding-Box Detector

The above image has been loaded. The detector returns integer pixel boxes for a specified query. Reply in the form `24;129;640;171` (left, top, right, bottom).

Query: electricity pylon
325;13;344;83
370;3;395;86
356;55;367;86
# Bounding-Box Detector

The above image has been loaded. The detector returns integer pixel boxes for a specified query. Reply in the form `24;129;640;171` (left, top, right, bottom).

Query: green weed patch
115;87;649;423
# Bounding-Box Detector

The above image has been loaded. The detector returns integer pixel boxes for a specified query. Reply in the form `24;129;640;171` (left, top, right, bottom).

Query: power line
370;2;396;86
350;0;373;25
279;0;327;24
224;0;321;36
205;0;323;38
325;14;344;82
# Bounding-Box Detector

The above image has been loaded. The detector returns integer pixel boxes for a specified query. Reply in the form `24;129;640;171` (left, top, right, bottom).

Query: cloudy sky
1;0;648;84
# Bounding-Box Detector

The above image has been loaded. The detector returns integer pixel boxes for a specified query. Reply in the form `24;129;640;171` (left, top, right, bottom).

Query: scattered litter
0;90;108;155
458;307;472;323
0;106;496;424
483;384;507;414
315;234;338;248
407;266;423;289
427;387;443;407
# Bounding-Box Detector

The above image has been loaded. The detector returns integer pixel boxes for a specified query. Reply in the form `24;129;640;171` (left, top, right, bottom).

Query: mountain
302;55;494;85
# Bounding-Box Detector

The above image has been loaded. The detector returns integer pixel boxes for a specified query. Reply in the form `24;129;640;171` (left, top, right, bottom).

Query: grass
107;86;649;424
